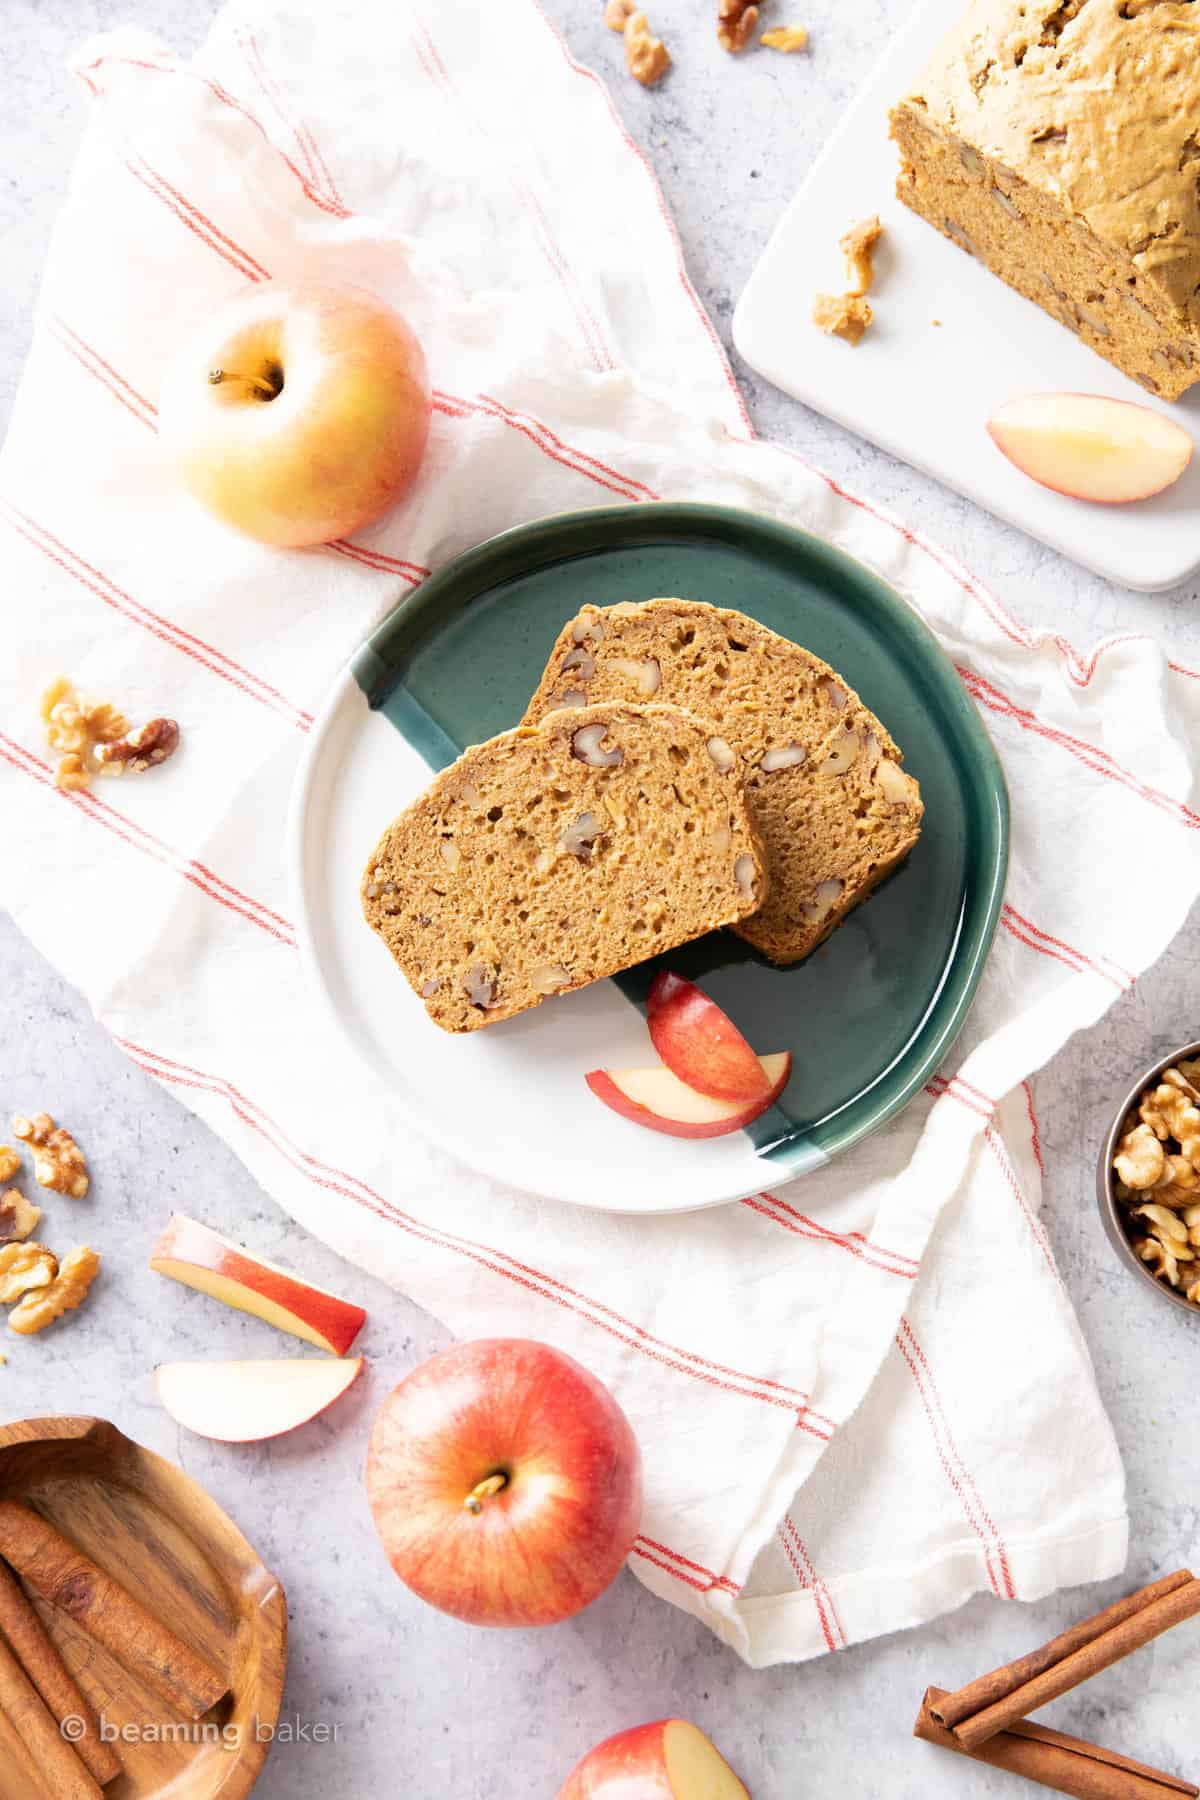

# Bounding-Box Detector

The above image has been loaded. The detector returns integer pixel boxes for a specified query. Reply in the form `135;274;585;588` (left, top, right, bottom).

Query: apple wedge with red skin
647;972;771;1103
155;1357;365;1443
587;1053;791;1140
366;1338;642;1627
558;1720;750;1799
150;1213;366;1355
987;392;1192;504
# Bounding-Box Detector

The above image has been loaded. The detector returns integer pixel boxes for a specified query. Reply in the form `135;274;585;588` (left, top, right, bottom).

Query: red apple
987;392;1192;503
586;1053;790;1139
647;972;769;1102
366;1338;642;1627
159;281;431;546
155;1356;364;1442
150;1213;366;1355
558;1720;750;1799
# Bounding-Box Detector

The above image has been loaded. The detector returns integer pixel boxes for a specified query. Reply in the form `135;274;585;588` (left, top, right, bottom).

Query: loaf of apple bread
890;0;1200;400
522;600;923;965
361;702;768;1032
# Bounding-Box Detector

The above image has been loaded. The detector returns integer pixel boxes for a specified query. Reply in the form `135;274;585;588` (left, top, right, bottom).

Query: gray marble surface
3;0;1200;1795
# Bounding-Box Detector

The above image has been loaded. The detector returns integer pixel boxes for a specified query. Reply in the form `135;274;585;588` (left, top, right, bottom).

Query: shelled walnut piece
40;676;178;792
9;1248;101;1335
718;0;759;52
0;1148;19;1186
624;10;670;85
11;1114;88;1198
0;1245;58;1306
0;1193;41;1244
761;24;808;51
1114;1058;1200;1306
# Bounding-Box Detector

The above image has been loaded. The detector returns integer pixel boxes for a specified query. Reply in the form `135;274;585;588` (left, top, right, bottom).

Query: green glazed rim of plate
350;501;1009;1177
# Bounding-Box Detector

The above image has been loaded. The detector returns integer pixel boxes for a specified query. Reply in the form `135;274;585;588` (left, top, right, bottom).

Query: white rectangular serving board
732;0;1200;592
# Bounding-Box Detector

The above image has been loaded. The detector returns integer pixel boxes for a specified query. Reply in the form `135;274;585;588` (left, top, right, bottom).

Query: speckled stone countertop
3;1;1199;1795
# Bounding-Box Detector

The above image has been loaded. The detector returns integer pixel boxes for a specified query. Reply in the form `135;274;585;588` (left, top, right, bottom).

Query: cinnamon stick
0;1502;228;1720
0;1626;102;1800
917;1688;1199;1800
0;1558;121;1785
956;1579;1200;1751
933;1572;1195;1732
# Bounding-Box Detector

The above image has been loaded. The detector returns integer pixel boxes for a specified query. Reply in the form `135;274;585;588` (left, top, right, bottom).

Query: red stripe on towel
0;737;295;946
0;500;312;731
121;1038;819;1423
895;1319;1015;1599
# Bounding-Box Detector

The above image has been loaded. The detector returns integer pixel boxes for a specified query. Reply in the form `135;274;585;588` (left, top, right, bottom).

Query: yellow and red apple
647;972;771;1102
558;1720;750;1799
155;1356;364;1442
987;392;1191;503
159;281;431;546
366;1338;642;1627
587;1054;790;1139
149;1213;366;1355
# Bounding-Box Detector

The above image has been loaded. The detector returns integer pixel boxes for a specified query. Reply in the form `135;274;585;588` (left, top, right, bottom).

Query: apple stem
464;1473;508;1515
207;366;282;402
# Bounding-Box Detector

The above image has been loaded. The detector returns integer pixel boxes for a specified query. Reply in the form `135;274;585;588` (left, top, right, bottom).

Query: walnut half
9;1247;101;1335
11;1114;89;1199
0;1193;42;1245
625;11;670;85
718;0;759;51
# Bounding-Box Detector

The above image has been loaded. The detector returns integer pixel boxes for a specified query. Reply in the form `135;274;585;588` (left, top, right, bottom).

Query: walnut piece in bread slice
361;702;768;1033
522;599;923;965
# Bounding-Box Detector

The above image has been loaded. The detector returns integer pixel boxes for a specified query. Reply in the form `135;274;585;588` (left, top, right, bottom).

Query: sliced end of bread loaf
521;598;924;964
361;701;768;1032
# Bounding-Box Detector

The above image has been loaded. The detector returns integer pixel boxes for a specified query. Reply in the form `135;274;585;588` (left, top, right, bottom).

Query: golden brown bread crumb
813;292;873;344
361;702;767;1031
523;600;923;966
841;215;883;297
890;0;1200;398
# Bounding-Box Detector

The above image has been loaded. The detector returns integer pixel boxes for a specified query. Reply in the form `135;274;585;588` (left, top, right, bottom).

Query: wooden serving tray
0;1417;286;1800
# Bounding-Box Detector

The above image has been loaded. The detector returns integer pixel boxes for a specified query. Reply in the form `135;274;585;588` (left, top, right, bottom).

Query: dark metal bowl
1097;1039;1200;1318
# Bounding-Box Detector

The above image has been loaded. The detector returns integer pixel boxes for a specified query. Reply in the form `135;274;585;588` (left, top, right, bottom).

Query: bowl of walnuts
1098;1040;1200;1315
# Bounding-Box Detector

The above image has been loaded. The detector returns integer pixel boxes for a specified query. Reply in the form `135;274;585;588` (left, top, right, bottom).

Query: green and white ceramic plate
289;504;1008;1215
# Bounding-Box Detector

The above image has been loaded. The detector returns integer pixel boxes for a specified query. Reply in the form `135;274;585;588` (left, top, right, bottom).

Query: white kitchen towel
5;0;1195;1668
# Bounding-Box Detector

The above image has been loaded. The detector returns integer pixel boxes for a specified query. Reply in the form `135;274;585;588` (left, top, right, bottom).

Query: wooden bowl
0;1417;286;1800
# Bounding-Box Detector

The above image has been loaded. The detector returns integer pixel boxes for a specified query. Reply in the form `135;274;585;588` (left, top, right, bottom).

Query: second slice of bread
361;701;768;1032
522;599;923;964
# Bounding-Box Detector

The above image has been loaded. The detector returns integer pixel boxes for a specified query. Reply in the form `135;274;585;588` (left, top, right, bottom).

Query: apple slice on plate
647;972;770;1102
987;392;1192;503
156;1357;365;1443
558;1719;749;1799
586;1053;790;1139
150;1213;366;1355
